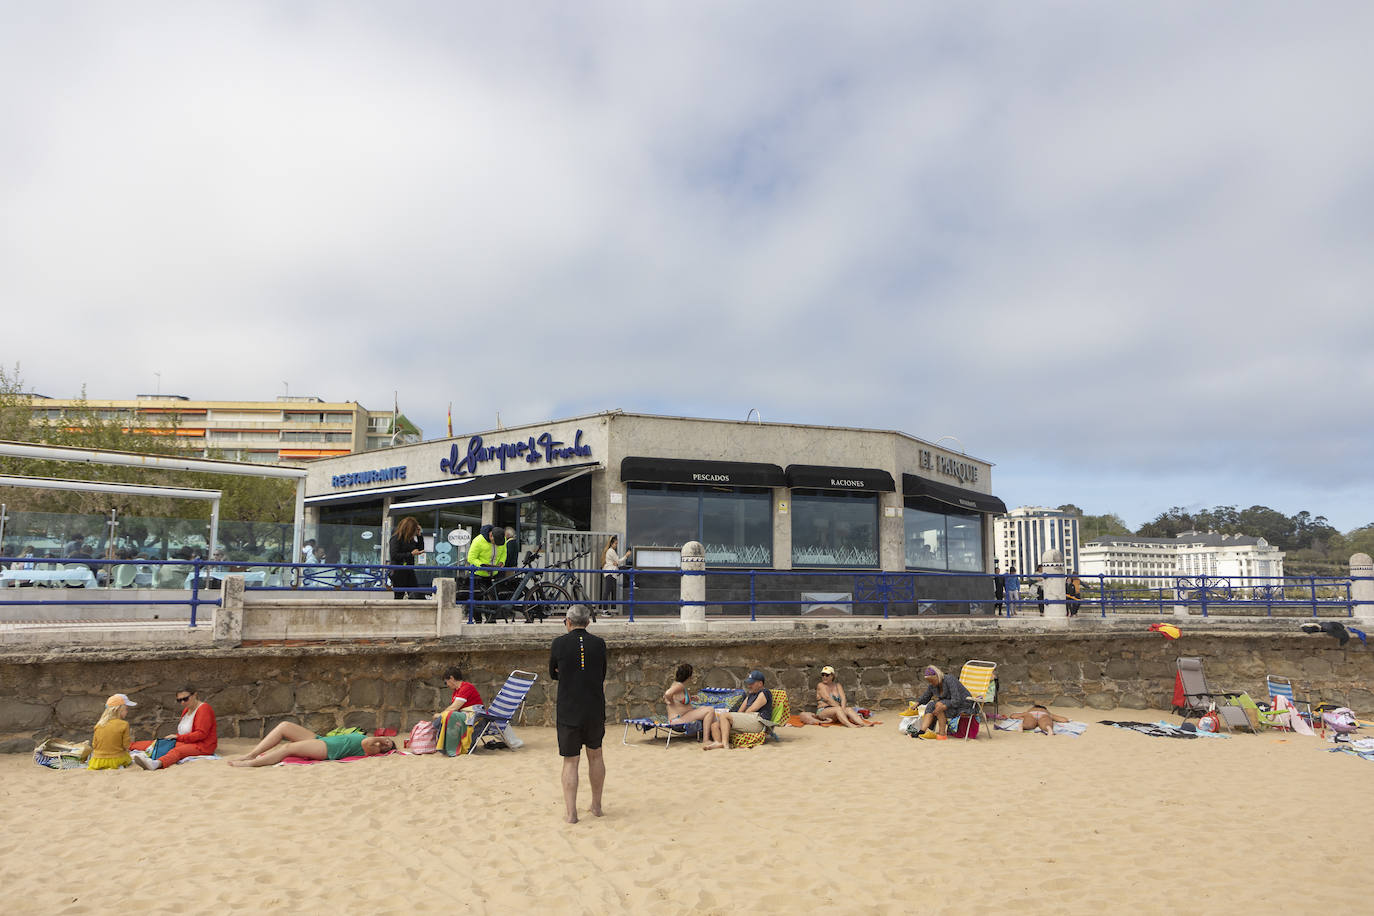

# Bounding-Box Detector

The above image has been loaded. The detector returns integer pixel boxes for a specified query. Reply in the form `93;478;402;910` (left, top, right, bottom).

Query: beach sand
2;709;1371;915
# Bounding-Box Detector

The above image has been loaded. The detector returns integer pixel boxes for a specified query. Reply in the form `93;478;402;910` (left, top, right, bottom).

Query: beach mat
279;751;402;766
1100;720;1229;739
995;719;1088;736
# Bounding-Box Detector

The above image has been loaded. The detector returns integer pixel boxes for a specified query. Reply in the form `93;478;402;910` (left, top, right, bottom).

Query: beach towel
995;719;1089;737
435;710;474;757
1099;720;1230;740
279;750;400;766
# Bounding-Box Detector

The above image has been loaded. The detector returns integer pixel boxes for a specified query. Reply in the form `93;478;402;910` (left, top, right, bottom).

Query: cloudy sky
4;2;1372;532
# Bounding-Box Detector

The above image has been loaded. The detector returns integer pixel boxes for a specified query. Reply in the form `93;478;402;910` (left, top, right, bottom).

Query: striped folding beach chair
467;669;537;754
956;660;997;741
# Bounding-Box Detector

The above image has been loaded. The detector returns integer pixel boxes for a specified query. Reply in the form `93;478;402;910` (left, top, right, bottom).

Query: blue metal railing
1;556;1361;626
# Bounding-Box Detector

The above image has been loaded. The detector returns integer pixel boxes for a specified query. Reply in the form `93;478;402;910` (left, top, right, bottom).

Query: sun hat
744;670;766;685
105;693;137;708
820;665;836;676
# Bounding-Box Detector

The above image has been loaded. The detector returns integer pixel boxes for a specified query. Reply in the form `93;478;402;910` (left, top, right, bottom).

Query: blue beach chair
467;669;538;754
621;717;704;747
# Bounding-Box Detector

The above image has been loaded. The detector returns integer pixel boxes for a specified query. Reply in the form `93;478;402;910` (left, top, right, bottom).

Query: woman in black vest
389;516;424;599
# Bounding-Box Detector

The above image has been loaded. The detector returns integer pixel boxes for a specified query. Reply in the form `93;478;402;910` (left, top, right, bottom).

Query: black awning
785;464;896;492
384;463;598;511
620;457;785;488
902;473;1007;514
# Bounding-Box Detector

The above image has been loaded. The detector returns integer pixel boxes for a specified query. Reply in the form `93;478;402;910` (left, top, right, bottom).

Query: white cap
105;693;137;708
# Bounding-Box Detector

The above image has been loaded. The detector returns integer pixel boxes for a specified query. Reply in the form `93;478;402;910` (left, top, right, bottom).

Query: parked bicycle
474;546;572;624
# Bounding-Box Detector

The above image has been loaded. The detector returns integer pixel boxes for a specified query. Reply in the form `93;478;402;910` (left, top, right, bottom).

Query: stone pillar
213;574;245;648
1352;553;1374;626
680;541;706;631
1040;548;1067;620
435;577;465;638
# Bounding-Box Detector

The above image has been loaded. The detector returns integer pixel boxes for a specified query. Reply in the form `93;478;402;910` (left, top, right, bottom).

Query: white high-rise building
994;507;1080;575
1079;531;1285;585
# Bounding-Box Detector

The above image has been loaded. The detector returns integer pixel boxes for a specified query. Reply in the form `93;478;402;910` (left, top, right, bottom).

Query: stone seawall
3;628;1371;752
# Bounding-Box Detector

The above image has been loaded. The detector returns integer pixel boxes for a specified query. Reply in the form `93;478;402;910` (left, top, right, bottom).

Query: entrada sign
332;466;407;488
440;429;592;477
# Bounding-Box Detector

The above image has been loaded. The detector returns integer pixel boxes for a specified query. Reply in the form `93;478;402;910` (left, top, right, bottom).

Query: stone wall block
0;735;35;754
255;683;295;716
303;712;336;734
211;685;251;716
383;679;408;708
0;698;53;732
343;710;376;732
603;681;626;703
1104;658;1137;680
297;681;342;710
55;695;100;728
1051;694;1084;707
1345;687;1374;710
1119;692;1149;709
410;684;442;710
349;679;383;708
1085;692;1116;710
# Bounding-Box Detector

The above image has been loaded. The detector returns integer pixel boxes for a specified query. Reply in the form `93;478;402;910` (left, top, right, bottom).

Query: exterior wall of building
23;395;414;463
994;507;1080;575
304;411;999;578
1080;533;1285;584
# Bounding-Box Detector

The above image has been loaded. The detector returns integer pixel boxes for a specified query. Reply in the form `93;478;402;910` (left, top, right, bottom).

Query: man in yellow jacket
467;526;509;621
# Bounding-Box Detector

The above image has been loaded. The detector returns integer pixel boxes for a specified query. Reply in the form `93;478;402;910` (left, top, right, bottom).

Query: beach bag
1197;712;1220;733
1323;708;1357;734
148;737;178;760
407;720;438;754
950;716;979;739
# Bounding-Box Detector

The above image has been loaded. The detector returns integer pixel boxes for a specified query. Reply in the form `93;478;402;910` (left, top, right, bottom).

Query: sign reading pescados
440;429;592;477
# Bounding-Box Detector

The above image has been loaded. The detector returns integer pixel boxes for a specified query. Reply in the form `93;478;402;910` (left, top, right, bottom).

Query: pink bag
407;720;438;754
1323;708;1357;734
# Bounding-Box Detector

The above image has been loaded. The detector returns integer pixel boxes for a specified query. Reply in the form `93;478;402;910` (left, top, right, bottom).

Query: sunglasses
176;695;191;703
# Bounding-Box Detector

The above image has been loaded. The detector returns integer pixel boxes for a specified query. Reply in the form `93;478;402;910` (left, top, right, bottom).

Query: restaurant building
303;412;1006;615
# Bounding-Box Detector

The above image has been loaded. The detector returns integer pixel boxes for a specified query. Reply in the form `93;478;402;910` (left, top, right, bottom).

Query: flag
447;402;453;438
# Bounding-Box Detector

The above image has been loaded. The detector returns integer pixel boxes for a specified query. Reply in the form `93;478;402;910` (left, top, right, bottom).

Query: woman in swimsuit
227;721;395;767
816;666;874;727
662;664;720;749
1011;704;1070;735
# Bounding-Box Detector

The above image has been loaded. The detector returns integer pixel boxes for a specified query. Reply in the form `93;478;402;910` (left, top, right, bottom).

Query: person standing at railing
1066;573;1082;617
600;535;631;614
389;516;425;600
993;559;1004;615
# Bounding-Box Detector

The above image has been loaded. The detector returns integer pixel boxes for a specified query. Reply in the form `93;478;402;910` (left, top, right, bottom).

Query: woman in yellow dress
87;693;137;770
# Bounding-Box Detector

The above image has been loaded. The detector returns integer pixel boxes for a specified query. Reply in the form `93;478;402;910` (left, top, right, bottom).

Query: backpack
407;720;438;754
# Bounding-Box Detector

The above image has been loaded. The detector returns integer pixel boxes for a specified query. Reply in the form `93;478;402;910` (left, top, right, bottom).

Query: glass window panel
626;485;698;551
701;487;771;566
904;507;948;570
945;511;984;572
790;490;878;567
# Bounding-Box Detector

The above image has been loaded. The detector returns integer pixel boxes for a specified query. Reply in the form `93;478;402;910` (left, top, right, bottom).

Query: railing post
749;571;756;622
679;541;706;631
465;569;476;624
1310;575;1318;618
626;569;635;623
1099;575;1106;618
1351;554;1374;627
882;572;891;619
1198;578;1208;618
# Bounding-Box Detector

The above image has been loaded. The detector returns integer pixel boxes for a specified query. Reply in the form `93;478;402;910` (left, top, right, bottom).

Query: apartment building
1078;531;1285;584
26;394;420;463
993;506;1080;574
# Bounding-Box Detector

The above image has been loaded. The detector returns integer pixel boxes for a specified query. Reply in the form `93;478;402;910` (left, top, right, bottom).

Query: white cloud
3;2;1373;529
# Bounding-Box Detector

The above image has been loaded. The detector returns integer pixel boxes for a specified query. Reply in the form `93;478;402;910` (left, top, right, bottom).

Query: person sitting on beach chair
913;665;973;739
705;670;773;750
1008;705;1070;735
227;722;395;767
816;665;874;728
663;663;717;743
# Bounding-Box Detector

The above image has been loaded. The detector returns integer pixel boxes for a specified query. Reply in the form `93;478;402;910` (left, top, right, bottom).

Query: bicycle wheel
529;582;571;621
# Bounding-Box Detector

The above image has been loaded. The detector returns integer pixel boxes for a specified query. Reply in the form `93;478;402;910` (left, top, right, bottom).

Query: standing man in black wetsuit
550;604;608;824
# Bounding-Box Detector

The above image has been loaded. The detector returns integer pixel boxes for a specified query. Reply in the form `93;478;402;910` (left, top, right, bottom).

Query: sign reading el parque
440;429;592;477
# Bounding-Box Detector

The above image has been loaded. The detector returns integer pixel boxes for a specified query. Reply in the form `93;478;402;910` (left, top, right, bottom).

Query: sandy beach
2;710;1371;915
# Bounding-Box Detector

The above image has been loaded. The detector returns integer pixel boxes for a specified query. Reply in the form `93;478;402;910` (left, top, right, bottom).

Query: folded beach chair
956;660;998;741
621;717;703;747
1172;657;1241;723
467;669;537;754
1265;675;1318;733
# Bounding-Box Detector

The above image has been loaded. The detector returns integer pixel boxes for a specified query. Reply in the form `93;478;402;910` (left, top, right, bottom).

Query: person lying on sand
1009;705;1070;735
816;665;874;727
663;663;718;746
227;722;395;767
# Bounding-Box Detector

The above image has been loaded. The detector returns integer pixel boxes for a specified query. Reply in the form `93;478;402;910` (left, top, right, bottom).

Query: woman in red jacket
134;686;217;770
